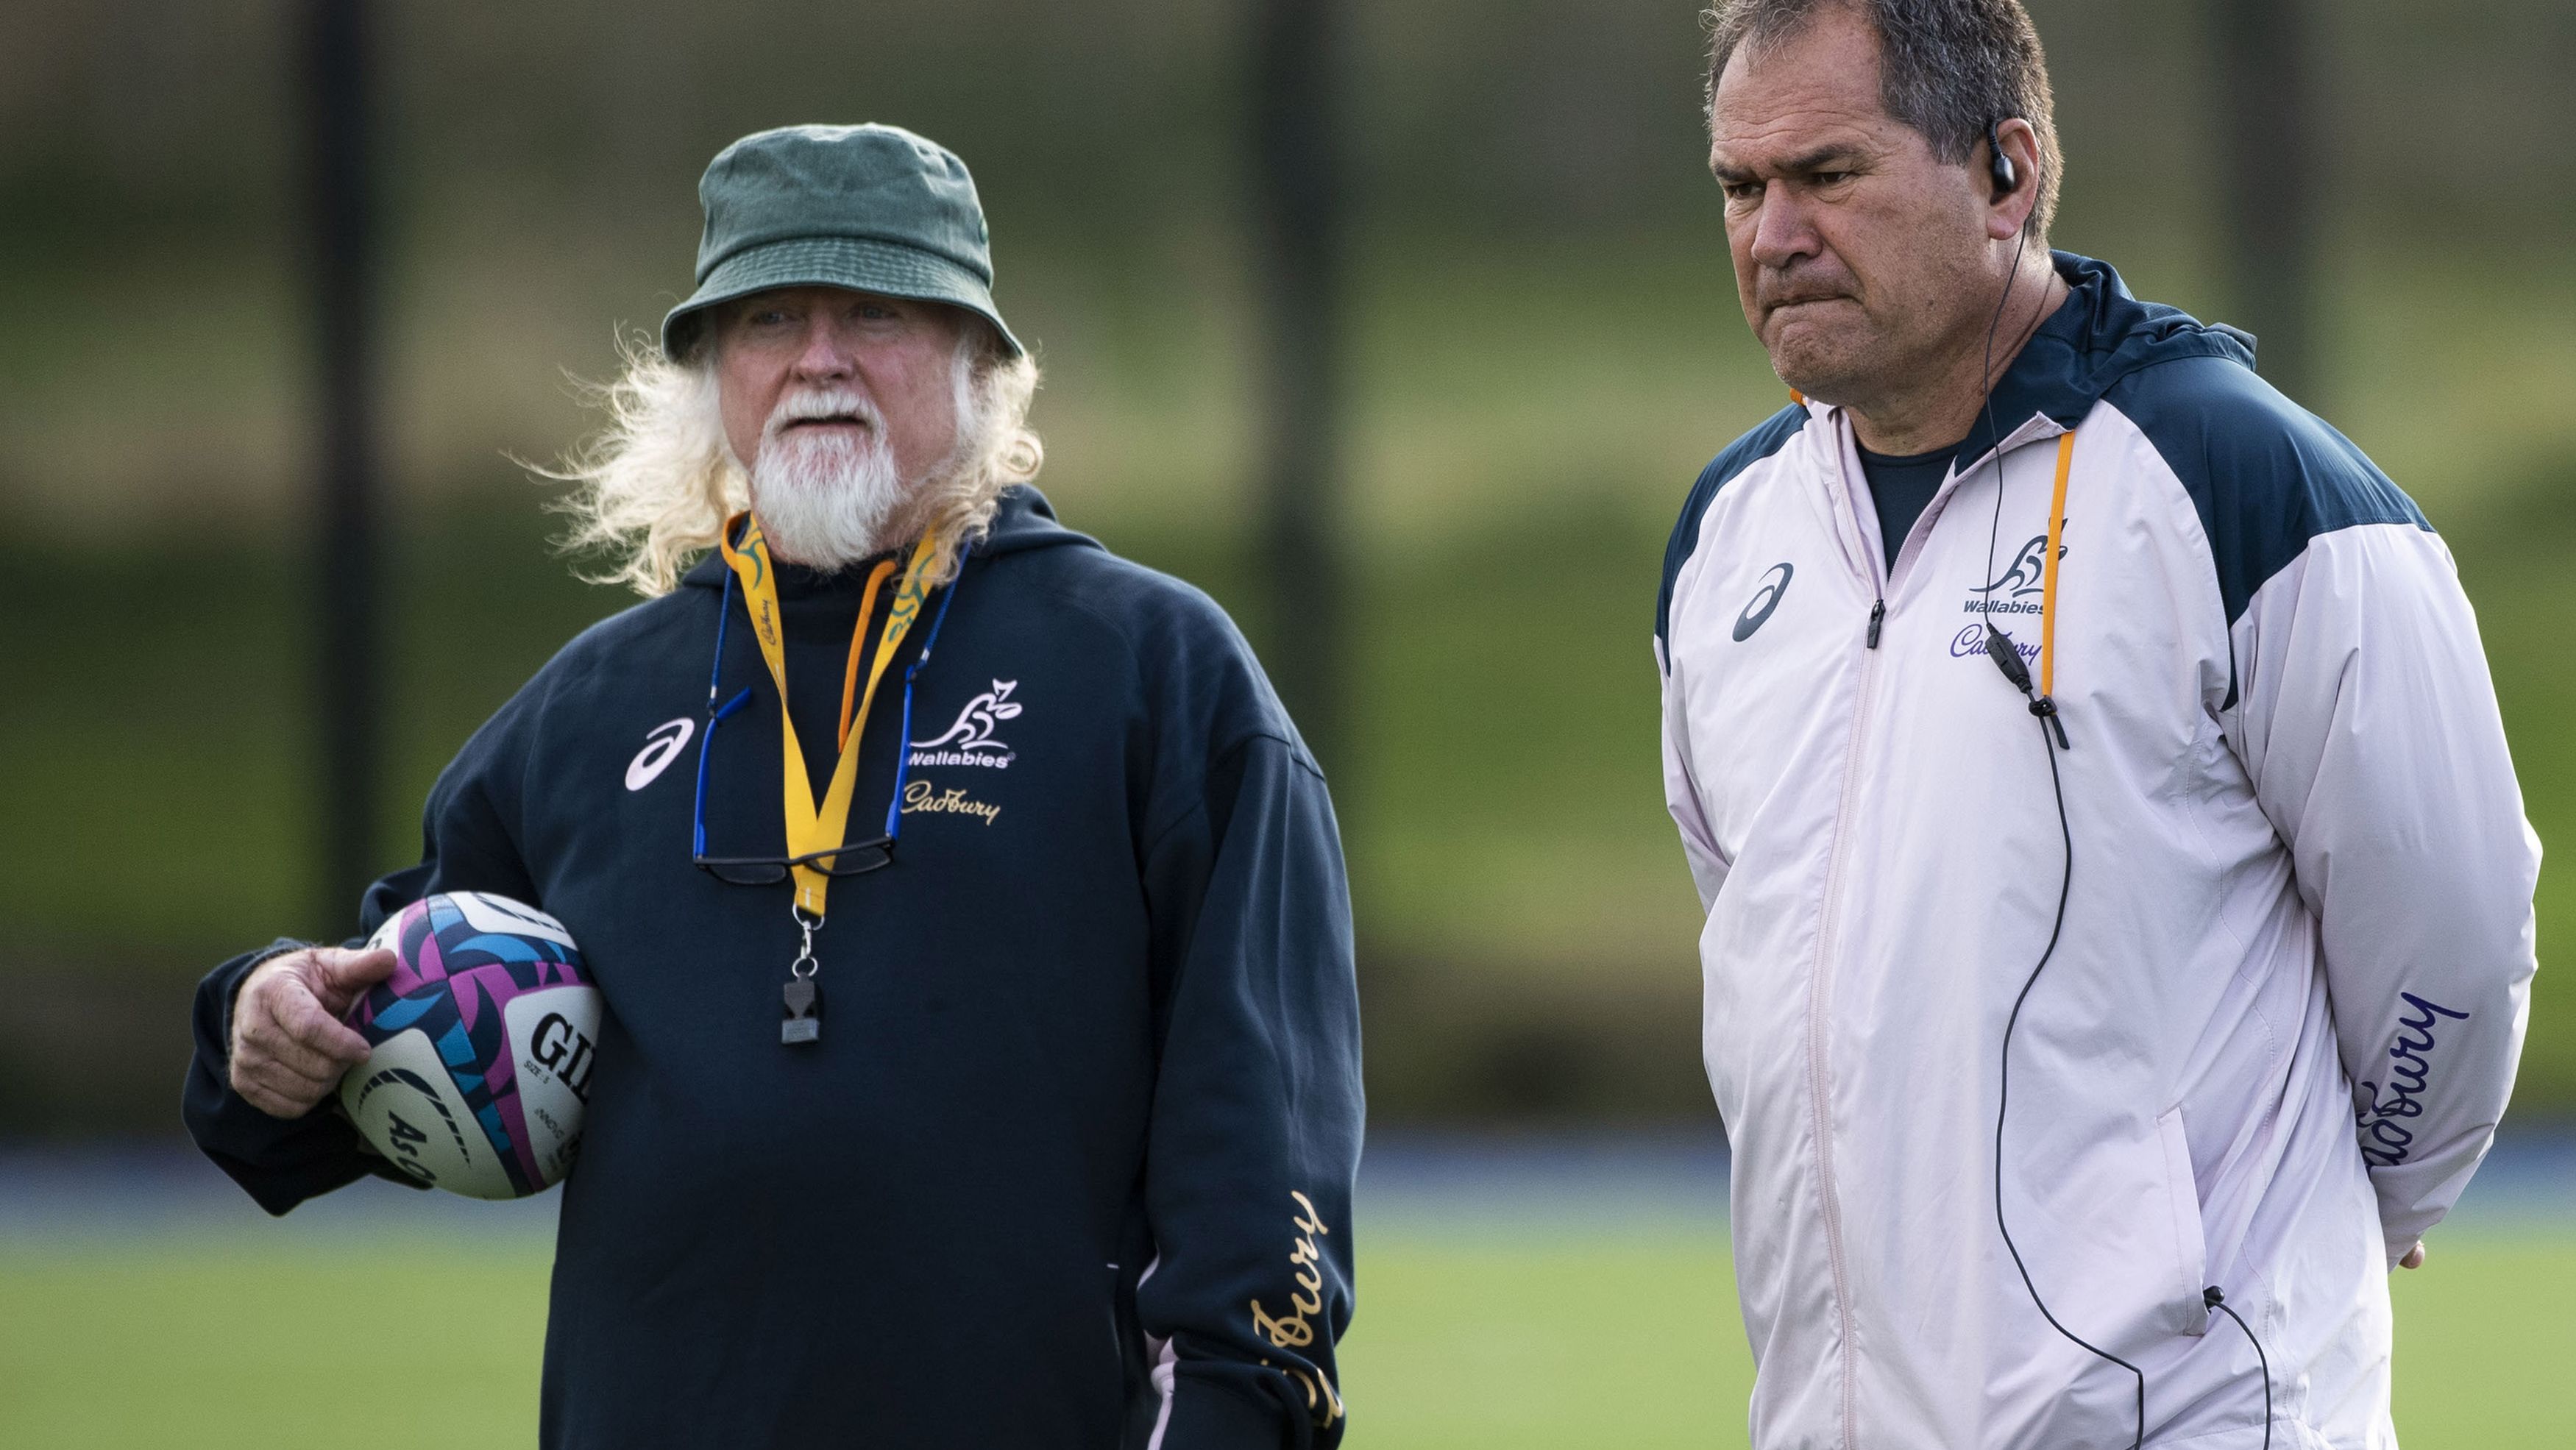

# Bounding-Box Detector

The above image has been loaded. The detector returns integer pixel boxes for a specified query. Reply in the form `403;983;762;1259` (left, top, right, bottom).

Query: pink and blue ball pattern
347;895;591;1197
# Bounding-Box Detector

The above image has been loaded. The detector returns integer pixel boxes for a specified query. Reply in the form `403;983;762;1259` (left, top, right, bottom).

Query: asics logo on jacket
1655;253;2538;1450
1734;564;1795;642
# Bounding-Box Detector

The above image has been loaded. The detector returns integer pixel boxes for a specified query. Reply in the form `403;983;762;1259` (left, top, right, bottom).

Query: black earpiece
1987;118;2018;199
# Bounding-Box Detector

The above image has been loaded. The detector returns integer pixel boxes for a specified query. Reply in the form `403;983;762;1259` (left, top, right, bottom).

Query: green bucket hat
661;123;1023;360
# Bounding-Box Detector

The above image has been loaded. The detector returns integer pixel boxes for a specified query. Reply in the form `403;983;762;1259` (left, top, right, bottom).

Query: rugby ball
338;892;600;1199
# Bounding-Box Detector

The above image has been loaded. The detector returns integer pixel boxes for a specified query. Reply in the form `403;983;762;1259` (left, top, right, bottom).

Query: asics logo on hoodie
1733;563;1794;642
625;717;695;791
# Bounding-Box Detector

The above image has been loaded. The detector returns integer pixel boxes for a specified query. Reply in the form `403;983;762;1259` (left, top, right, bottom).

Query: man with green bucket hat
661;123;1026;365
187;122;1363;1449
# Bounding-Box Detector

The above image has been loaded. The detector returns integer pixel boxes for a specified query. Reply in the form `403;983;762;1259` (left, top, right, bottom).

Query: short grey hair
1705;0;2062;238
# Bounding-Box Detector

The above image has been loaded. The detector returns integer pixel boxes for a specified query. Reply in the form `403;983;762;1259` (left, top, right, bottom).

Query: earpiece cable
1993;709;2147;1450
1978;117;2146;1448
1973;119;2271;1450
2204;1287;2275;1450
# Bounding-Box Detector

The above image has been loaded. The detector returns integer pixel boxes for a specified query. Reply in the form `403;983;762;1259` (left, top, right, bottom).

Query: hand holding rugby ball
336;892;602;1199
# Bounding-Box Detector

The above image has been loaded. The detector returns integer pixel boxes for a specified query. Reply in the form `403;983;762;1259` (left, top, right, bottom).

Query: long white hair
543;321;1043;595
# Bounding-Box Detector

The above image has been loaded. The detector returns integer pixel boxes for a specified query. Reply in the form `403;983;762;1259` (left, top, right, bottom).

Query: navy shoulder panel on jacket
1658;403;1810;650
2106;352;2430;628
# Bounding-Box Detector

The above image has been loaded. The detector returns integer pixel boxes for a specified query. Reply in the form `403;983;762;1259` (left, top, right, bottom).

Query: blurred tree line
3;0;2572;1133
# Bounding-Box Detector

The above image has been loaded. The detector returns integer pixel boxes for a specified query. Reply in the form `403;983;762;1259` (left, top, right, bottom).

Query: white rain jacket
1655;255;2538;1450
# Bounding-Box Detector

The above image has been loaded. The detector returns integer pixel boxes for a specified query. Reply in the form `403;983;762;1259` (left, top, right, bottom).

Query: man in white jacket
1658;3;2539;1446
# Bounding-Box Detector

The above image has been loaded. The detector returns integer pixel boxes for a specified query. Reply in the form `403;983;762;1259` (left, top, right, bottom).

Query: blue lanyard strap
709;564;737;704
884;557;967;839
692;567;755;857
694;539;973;857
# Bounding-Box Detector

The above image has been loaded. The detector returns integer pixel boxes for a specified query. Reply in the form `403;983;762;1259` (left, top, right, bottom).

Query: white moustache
764;391;884;441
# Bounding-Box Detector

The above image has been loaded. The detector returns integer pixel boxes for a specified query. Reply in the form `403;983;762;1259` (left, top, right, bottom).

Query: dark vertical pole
306;0;382;934
1249;0;1344;770
2213;0;2318;404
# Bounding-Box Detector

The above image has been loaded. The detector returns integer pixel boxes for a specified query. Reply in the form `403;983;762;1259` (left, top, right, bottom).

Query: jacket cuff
1160;1376;1293;1450
184;940;376;1217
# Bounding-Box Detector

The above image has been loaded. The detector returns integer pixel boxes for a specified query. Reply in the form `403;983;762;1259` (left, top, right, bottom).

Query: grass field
4;1225;2569;1447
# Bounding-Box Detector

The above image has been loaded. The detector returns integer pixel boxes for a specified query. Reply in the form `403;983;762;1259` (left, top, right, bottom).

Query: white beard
747;392;909;569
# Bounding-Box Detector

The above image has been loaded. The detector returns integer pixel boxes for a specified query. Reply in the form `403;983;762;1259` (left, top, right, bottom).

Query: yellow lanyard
2040;430;2074;698
717;513;941;918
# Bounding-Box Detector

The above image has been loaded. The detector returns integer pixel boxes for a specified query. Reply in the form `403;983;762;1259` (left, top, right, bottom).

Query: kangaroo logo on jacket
1963;530;2065;616
1734;563;1795;642
909;679;1021;768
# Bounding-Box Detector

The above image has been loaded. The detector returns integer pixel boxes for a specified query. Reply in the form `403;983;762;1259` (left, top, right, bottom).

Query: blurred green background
1;1;2572;1443
4;0;2570;1131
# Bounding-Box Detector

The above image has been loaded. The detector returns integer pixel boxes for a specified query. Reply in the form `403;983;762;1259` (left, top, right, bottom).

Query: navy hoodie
182;488;1363;1449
